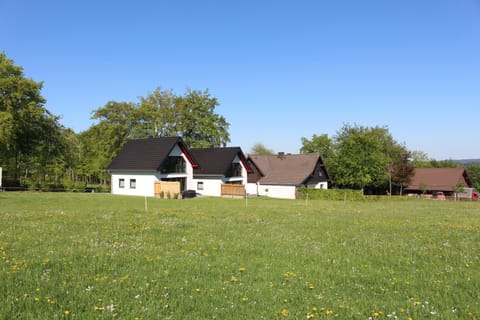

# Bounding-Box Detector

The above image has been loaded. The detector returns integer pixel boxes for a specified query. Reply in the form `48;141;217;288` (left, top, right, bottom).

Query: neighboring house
246;153;329;199
190;147;252;197
405;167;473;195
107;137;251;197
107;137;198;197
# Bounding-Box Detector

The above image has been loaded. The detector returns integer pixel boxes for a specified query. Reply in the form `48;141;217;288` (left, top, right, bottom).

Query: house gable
107;137;198;172
191;147;252;177
303;156;330;187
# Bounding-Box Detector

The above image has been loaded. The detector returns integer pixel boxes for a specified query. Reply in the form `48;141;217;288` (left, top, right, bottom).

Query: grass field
0;193;479;319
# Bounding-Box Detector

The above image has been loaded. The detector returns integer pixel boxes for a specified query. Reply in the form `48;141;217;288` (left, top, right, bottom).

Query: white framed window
119;178;125;188
130;179;136;189
197;181;204;190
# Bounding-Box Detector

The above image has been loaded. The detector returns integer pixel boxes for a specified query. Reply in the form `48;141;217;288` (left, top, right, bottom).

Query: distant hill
454;159;480;165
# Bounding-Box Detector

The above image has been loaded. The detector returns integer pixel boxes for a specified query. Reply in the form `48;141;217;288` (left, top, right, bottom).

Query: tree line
2;52;479;192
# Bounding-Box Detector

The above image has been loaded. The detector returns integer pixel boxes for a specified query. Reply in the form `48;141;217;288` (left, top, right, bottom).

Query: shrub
298;188;364;201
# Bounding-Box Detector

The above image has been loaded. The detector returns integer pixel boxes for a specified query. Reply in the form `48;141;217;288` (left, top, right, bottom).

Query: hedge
297;188;364;201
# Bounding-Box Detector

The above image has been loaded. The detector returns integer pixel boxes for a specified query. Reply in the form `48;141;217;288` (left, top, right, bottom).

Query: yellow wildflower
280;309;289;317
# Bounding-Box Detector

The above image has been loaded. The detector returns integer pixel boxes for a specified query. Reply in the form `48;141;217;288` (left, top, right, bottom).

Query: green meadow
0;193;479;319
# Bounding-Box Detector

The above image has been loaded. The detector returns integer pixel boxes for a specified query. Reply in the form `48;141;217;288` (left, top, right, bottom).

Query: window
161;156;186;173
197;181;204;190
226;163;242;177
130;179;136;189
119;178;125;188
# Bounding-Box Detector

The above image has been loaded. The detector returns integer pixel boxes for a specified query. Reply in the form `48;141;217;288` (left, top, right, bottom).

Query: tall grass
0;193;478;319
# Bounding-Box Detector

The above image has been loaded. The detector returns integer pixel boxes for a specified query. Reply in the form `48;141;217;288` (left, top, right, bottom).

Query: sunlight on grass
0;193;479;319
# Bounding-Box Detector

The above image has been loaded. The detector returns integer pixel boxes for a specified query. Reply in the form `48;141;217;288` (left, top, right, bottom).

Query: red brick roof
406;168;472;192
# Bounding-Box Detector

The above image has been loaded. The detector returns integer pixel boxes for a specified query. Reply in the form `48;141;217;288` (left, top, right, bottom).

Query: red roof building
405;168;472;194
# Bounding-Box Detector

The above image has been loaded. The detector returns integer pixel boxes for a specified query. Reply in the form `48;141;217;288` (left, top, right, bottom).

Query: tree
250;143;275;155
300;134;333;158
175;89;230;148
410;150;431;168
465;163;480;191
0;52;63;185
79;120;130;184
329;124;406;192
135;88;178;138
391;152;415;195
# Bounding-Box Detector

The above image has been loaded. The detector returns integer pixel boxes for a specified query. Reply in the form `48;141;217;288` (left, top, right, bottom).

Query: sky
1;0;479;160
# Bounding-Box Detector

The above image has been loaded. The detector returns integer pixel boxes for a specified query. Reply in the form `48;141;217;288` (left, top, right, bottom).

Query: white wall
306;182;328;189
111;172;158;197
257;184;297;199
192;178;223;197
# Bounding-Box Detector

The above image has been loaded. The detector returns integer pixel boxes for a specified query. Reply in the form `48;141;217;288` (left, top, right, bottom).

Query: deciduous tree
300;134;333;158
0;52;63;185
250;143;275;155
328;124;409;192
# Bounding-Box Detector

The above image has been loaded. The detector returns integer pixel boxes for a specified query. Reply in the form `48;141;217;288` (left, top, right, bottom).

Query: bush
298;188;364;201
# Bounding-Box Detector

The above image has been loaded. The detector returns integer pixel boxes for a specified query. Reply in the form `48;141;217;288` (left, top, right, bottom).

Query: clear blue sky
2;0;479;160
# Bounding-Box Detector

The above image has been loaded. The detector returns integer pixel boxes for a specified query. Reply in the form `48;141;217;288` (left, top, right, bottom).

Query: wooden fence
221;184;245;198
154;181;181;198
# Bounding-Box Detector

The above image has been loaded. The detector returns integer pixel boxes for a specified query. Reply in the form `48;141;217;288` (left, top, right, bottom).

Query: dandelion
34;297;40;302
239;267;246;272
308;283;315;289
195;288;201;293
231;276;238;282
284;271;296;279
63;310;70;316
280;309;289;317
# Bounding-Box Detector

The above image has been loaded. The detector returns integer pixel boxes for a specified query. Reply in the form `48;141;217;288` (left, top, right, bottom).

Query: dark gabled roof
406;168;472;191
107;137;197;171
190;147;252;175
248;154;326;185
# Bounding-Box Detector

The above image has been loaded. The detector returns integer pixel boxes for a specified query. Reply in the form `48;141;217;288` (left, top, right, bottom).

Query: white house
190;147;251;197
107;137;251;198
107;137;198;197
246;153;329;199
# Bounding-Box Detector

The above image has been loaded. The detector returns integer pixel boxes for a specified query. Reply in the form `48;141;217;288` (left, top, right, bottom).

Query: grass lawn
0;192;479;319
